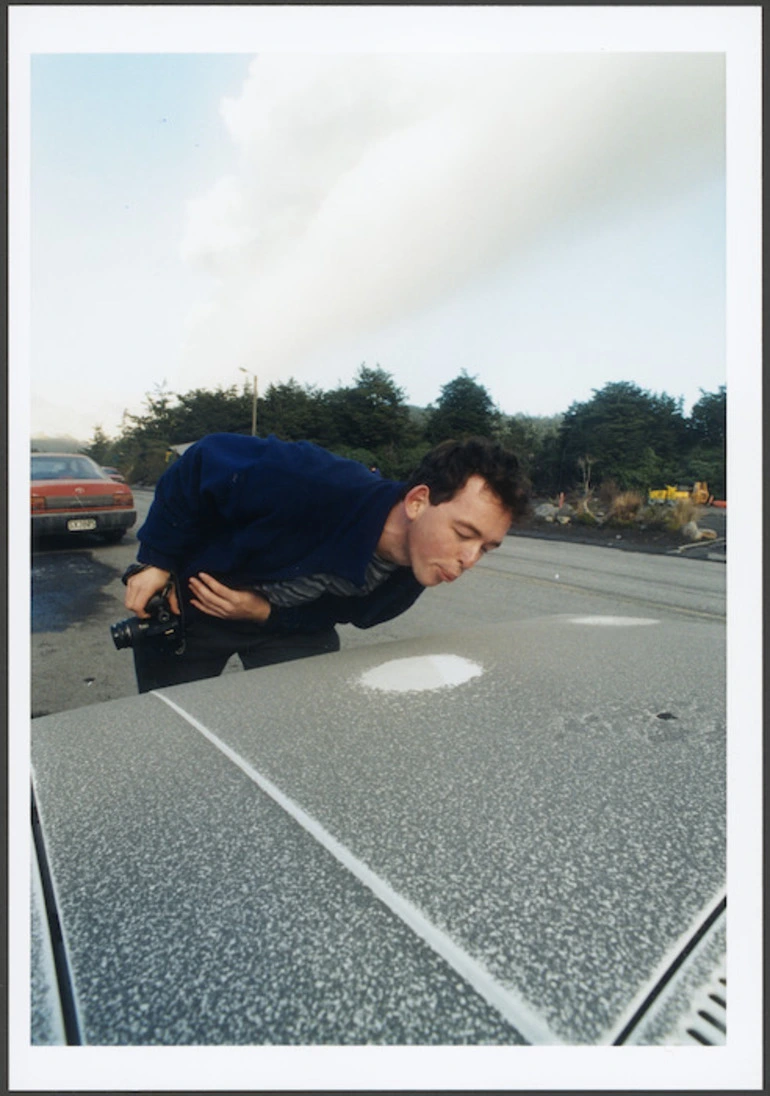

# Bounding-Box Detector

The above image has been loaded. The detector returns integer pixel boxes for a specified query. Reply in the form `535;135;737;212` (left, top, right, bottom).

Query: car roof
32;452;96;459
31;614;725;1046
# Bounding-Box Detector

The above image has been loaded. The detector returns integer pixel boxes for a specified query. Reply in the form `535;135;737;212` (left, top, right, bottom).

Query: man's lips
438;567;459;583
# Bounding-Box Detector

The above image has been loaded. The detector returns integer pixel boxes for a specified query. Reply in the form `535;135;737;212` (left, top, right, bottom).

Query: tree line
83;366;726;499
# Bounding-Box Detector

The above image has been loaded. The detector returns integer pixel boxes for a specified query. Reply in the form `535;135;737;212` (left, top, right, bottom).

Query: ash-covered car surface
31;614;725;1046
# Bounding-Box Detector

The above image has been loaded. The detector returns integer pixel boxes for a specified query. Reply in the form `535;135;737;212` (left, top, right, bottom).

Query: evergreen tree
682;385;726;497
326;365;411;453
259;378;332;444
688;386;726;448
82;425;113;465
121;381;181;441
496;413;563;493
427;371;499;442
171;385;252;440
80;370;723;492
558;381;688;491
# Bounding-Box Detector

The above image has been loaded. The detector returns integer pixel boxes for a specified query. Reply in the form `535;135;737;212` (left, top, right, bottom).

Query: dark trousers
132;614;340;693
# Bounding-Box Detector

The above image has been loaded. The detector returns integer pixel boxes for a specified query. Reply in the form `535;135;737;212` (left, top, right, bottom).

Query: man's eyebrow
455;520;503;547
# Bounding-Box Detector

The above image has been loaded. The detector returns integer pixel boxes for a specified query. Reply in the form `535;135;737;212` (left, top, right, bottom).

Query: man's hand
125;566;179;618
188;573;272;622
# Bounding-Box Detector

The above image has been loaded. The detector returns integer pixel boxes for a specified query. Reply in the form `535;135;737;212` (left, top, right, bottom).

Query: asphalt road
31;489;726;718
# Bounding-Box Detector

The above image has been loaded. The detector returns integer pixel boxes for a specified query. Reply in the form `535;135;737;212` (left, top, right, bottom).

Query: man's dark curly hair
403;437;529;519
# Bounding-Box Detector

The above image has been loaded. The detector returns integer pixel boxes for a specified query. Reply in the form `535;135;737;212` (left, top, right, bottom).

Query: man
123;432;528;692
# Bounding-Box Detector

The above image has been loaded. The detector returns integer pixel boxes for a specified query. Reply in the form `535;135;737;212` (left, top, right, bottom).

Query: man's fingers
188;574;270;622
189;597;221;617
124;566;173;618
194;573;228;595
189;575;229;612
189;575;219;599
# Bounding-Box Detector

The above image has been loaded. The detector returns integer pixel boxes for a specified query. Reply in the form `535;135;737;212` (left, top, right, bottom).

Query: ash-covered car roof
31;614;725;1046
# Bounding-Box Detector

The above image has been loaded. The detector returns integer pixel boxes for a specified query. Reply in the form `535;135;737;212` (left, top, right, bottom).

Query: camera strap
164;574;186;655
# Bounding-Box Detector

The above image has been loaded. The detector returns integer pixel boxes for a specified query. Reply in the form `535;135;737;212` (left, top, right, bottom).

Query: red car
31;453;136;544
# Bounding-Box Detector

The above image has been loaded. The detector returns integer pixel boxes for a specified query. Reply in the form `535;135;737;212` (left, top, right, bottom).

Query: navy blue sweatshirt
136;433;424;634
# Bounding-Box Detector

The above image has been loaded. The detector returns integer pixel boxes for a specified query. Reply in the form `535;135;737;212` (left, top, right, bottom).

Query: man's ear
404;483;430;519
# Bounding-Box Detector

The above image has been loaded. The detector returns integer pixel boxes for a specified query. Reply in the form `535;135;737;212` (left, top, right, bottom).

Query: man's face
404;474;512;587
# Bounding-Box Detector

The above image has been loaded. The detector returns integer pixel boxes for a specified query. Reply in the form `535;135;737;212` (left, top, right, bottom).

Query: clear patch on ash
359;654;484;693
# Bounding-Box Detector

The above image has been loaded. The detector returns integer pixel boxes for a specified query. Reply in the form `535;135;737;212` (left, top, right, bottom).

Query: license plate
67;518;97;531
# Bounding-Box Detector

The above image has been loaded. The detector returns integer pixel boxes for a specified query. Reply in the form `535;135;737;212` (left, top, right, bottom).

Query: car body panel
30;845;67;1046
623;912;726;1045
31;454;136;538
30;614;725;1045
31;692;523;1046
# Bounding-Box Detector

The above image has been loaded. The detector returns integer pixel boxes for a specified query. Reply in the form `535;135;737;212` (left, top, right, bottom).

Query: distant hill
31;436;88;453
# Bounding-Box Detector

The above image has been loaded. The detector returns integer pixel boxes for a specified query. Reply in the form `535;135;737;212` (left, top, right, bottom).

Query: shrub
574;510;598;526
665;497;698;532
607;490;644;526
598;478;619;508
637;503;671;529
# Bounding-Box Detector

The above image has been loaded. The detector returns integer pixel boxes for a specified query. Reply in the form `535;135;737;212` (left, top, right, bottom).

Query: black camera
111;591;183;652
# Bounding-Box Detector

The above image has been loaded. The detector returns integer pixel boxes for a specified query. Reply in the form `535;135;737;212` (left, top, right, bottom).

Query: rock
682;521;719;543
556;514;571;525
535;503;558;520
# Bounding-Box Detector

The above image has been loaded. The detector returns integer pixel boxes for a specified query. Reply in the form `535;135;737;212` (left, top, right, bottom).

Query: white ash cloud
179;52;724;392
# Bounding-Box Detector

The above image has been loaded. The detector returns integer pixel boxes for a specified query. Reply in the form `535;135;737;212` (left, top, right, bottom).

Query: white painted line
153;689;561;1046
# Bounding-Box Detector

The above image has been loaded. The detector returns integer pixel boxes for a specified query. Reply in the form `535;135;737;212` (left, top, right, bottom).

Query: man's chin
410;566;438;588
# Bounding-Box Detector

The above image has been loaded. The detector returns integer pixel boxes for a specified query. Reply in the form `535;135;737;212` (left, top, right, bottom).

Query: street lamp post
239;368;258;436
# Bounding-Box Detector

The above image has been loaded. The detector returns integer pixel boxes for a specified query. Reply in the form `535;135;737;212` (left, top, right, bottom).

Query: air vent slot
677;965;726;1046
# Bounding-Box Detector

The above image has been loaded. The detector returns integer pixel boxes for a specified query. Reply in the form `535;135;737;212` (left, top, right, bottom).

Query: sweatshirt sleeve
262;570;424;634
135;436;252;572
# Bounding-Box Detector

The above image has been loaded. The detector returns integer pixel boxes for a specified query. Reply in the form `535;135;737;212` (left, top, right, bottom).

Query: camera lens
110;590;180;654
110;619;135;650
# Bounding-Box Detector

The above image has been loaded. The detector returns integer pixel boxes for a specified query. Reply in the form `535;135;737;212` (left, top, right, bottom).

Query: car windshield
31;456;107;481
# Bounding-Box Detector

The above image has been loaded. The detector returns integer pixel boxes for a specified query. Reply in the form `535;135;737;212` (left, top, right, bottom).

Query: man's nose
459;544;483;570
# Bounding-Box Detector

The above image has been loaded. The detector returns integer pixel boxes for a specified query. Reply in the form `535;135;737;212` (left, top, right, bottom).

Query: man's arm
260;570;424;634
136;434;291;572
187;573;271;622
124;569;272;624
134;439;228;572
